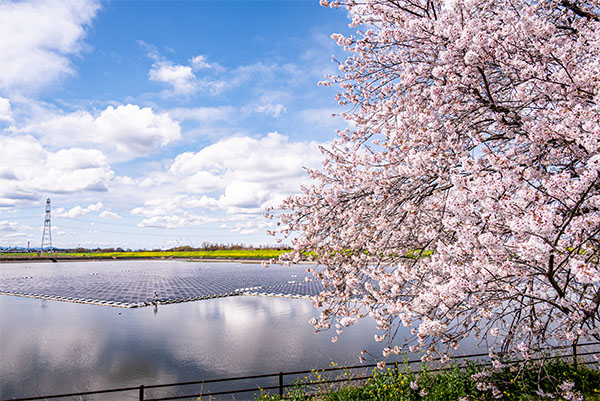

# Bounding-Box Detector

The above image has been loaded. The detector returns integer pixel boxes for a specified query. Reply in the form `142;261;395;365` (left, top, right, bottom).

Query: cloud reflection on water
0;294;384;400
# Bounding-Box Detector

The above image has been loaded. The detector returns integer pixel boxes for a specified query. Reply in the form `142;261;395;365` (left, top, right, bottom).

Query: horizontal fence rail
3;342;599;401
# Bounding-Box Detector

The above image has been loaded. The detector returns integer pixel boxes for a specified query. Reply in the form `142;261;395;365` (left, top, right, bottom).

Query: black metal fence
3;342;599;401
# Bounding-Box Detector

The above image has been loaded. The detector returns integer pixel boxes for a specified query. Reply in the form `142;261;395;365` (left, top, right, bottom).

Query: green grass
258;359;600;401
0;249;290;260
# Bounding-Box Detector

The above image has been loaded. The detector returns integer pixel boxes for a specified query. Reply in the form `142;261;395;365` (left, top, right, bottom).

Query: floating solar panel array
0;260;324;308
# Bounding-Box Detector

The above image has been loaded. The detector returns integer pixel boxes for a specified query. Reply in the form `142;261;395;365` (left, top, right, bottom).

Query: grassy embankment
0;248;434;262
0;249;291;261
260;358;600;401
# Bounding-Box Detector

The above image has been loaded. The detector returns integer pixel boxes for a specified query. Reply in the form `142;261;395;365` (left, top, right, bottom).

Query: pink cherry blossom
271;0;600;362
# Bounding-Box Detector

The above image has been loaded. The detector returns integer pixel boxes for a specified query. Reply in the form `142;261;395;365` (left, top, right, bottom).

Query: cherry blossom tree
273;0;600;362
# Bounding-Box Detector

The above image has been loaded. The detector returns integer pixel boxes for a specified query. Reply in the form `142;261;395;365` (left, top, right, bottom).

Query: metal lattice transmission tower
41;198;52;254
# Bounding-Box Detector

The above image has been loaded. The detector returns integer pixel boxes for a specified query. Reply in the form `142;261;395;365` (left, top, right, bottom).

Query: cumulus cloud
94;105;181;154
47;149;107;170
99;210;121;219
130;132;324;228
190;55;211;70
0;98;12;123
131;195;216;228
0;0;100;94
144;48;219;96
148;61;227;96
54;202;103;218
53;202;121;220
149;62;196;95
23;104;181;159
0;135;114;206
169;132;321;186
221;181;270;209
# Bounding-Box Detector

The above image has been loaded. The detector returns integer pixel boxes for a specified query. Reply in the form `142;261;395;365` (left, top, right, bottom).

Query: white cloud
180;170;224;193
99;210;121;219
131;195;207;216
222;181;270;208
3;232;26;238
54;202;103;218
137;214;216;229
255;103;287;118
230;61;304;90
131;195;216;228
143;48;227;96
0;135;114;206
149;62;196;95
203;80;229;95
94;105;180;154
0;98;12;122
231;220;272;235
114;176;136;185
144;50;308;98
190;55;211;70
131;133;324;229
168;106;236;123
0;220;18;232
137;215;187;229
46;148;107;170
169;132;322;185
0;0;100;94
88;202;103;211
23;104;181;159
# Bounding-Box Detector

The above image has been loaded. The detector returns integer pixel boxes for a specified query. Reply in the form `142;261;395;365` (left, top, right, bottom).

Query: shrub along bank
259;358;600;401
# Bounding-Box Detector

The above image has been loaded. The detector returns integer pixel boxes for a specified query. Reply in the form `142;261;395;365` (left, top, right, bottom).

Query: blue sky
0;0;353;249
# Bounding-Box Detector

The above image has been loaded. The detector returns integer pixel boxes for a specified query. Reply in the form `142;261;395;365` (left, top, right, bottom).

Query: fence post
279;372;284;396
139;385;144;401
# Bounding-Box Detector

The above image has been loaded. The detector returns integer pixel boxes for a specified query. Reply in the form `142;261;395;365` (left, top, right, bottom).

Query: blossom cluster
272;0;600;361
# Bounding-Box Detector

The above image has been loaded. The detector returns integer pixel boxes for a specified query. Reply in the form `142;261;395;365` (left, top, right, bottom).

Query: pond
0;261;386;400
0;260;484;400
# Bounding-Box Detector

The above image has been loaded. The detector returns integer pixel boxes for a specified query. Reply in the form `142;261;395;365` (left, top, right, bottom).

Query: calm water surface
1;261;483;400
0;263;387;400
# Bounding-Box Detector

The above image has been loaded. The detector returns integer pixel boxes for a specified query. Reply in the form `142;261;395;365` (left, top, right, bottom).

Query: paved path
0;260;323;308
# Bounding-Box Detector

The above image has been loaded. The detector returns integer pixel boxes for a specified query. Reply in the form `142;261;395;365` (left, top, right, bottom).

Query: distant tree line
0;243;289;254
63;243;289;253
